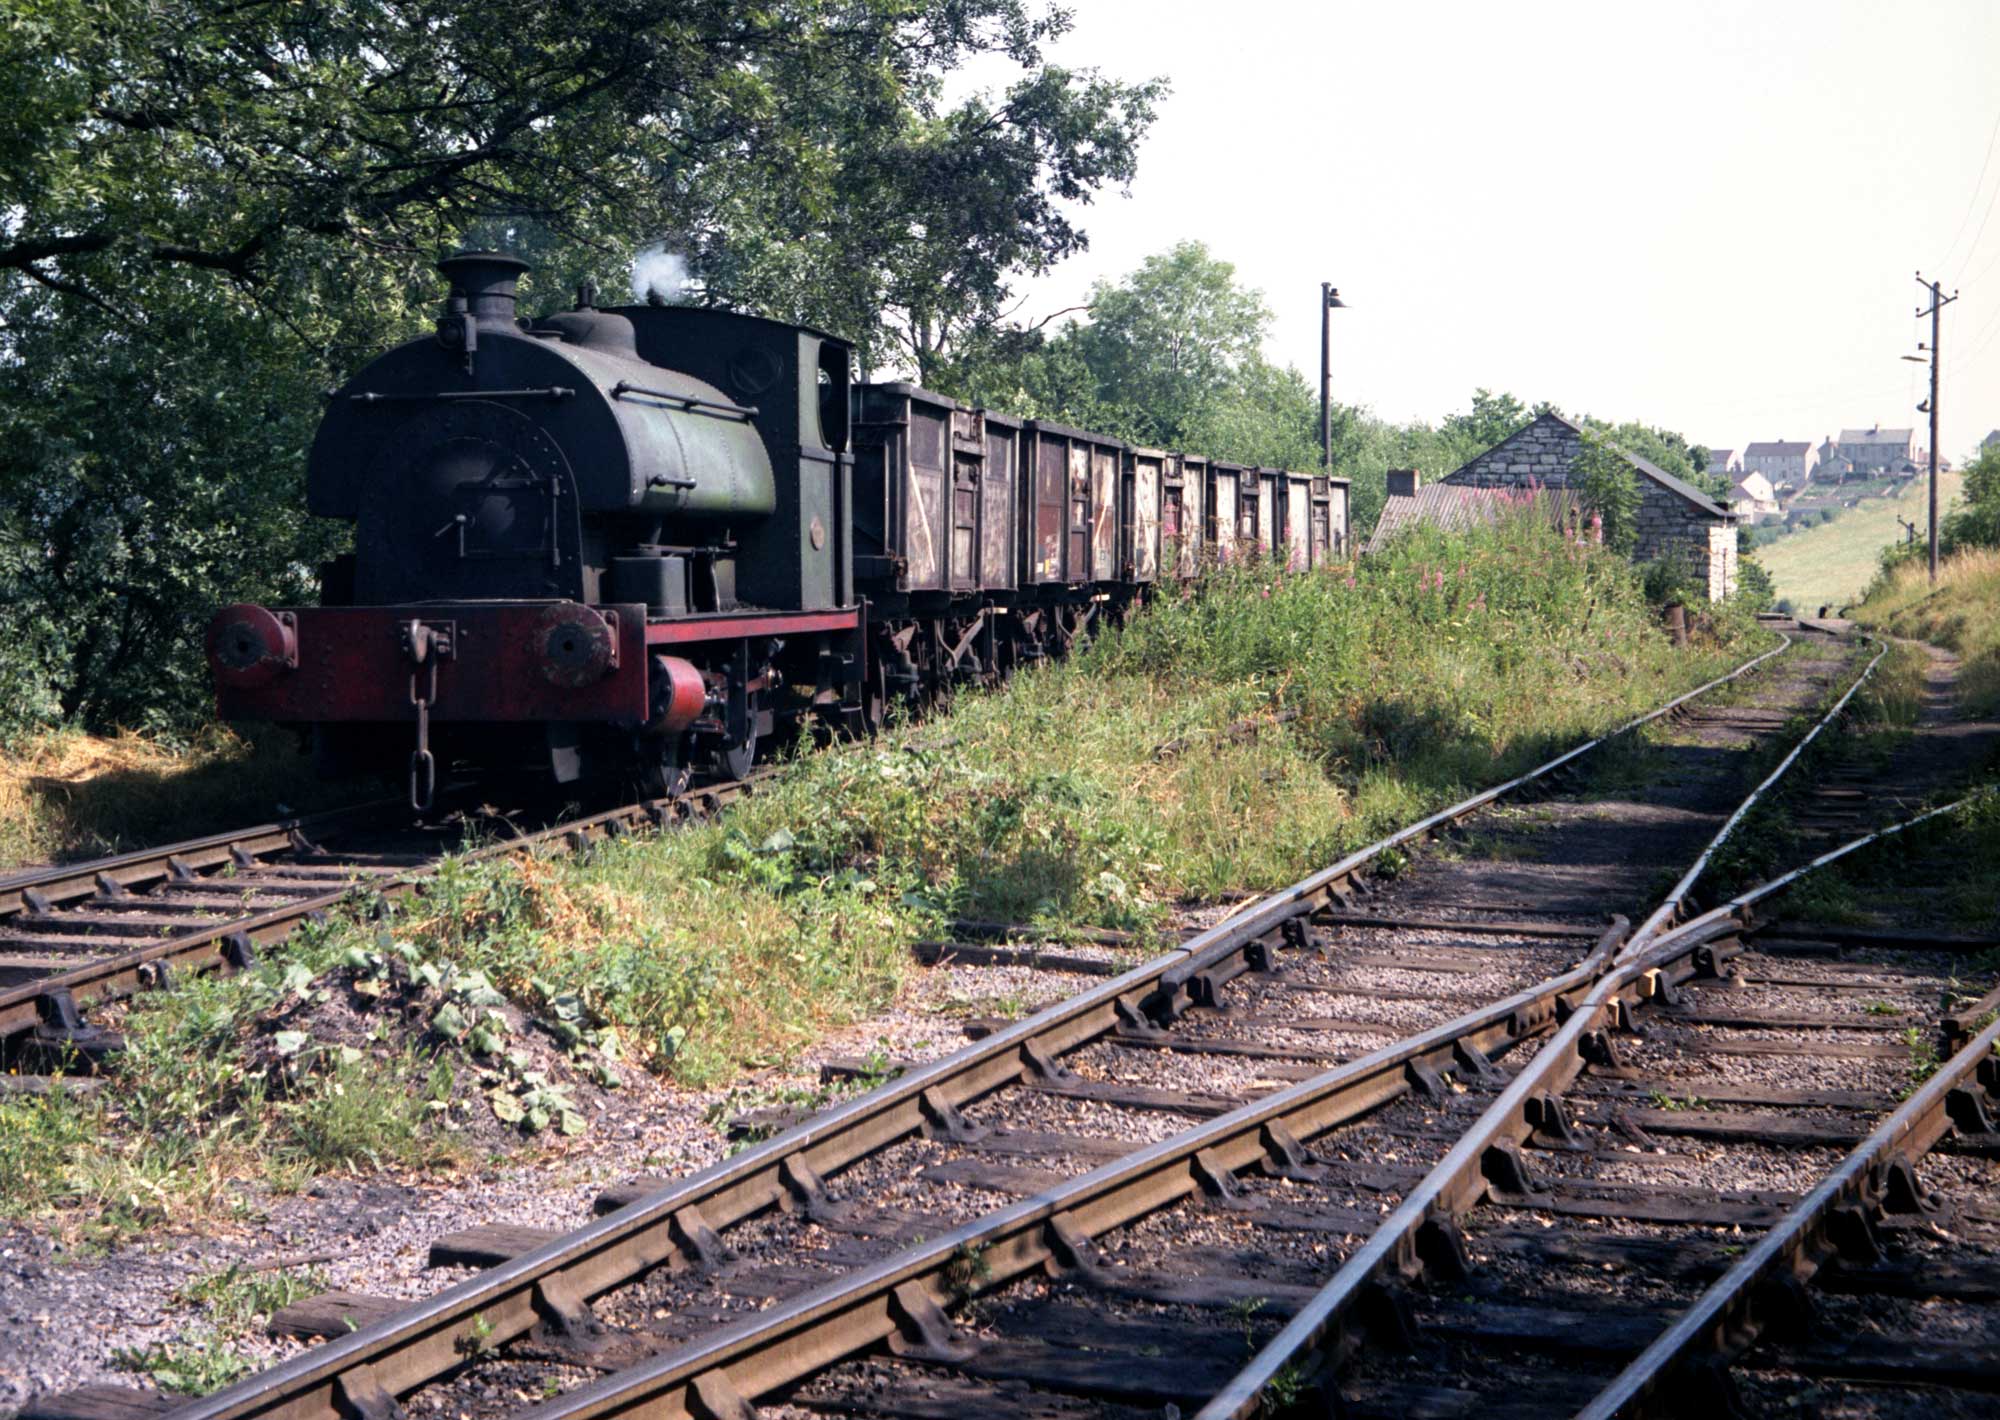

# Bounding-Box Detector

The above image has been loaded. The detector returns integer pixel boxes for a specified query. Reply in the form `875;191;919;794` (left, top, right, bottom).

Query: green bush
1640;555;1700;608
1572;430;1643;554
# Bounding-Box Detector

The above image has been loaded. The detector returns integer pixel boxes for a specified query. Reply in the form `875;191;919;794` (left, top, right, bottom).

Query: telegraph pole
1915;272;1959;584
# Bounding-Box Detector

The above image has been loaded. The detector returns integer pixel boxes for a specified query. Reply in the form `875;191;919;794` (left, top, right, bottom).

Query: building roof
1708;447;1737;463
1744;441;1811;457
1983;429;1999;448
1838;427;1915;445
1542;412;1734;519
1729;473;1777;503
1363;483;1582;556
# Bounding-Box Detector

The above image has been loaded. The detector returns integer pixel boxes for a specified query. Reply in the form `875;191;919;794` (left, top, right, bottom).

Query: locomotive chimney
437;250;531;326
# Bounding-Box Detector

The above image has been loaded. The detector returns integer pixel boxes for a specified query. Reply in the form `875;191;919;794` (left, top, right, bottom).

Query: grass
1851;547;2000;716
354;514;1764;1087
0;724;373;871
1756;472;1963;613
3;514;1768;1233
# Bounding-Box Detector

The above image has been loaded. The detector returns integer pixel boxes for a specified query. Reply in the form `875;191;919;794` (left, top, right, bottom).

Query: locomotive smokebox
438;250;531;326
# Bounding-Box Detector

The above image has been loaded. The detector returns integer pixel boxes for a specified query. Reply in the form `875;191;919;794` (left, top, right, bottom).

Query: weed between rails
110;1261;330;1395
4;518;1768;1232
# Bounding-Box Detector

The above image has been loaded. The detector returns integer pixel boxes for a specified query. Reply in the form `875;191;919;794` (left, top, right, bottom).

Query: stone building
1837;426;1924;474
1430;411;1738;600
1742;439;1818;488
1706;447;1742;479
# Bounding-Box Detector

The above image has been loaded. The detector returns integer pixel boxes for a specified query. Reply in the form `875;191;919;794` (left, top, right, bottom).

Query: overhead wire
1939;102;2000;270
1950;177;2000;288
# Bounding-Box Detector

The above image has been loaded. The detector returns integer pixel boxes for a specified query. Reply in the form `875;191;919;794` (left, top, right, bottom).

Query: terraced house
1741;438;1818;490
1836;425;1925;475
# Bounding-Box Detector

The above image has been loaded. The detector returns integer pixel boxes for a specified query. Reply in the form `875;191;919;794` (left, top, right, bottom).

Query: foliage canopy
0;0;1161;733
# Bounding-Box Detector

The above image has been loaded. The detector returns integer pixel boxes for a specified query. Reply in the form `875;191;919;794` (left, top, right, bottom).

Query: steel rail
0;796;410;916
1622;636;1885;953
500;920;1633;1420
0;777;767;1049
162;635;1795;1420
1574;1008;2000;1418
1197;791;1976;1420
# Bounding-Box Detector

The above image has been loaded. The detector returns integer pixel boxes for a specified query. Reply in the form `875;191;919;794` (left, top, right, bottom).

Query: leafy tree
1066;242;1271;447
0;0;1160;732
1573;429;1642;554
1580;420;1723;500
1440;389;1533;450
1942;442;2000;551
935;241;1319;465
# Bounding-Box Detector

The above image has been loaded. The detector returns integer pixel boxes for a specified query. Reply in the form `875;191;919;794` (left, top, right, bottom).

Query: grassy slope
4;518;1766;1245
1757;472;1963;612
1784;552;2000;940
1852;547;2000;715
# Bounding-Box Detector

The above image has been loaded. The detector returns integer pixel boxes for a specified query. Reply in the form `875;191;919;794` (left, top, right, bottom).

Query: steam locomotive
206;253;1352;806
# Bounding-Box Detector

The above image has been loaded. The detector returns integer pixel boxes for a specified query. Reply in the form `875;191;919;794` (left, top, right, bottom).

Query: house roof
1983;429;2000;448
1537;412;1734;519
1709;448;1736;461
1838;427;1915;445
1364;483;1582;556
1730;473;1776;501
1436;411;1733;521
1744;441;1811;457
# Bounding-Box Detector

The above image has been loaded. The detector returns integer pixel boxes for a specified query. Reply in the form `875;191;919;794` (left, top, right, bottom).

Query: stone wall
1444;414;1738;599
1705;524;1738;604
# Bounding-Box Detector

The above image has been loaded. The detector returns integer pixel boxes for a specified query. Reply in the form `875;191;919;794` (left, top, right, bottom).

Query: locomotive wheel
639;745;692;799
709;727;758;781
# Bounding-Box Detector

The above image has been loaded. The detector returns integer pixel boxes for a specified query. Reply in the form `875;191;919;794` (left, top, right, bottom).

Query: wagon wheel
862;650;891;735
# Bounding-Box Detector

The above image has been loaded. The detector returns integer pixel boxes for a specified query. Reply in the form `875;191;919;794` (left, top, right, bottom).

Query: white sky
984;0;2000;463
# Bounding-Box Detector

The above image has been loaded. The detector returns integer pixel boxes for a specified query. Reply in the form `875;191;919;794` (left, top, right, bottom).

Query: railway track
0;776;765;1076
1207;797;1997;1419
16;626;1893;1420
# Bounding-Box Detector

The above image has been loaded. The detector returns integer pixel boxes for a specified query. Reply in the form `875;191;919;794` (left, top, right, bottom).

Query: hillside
1756;472;1963;612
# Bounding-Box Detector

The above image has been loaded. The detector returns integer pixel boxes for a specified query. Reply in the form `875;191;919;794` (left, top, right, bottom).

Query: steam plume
633;243;691;305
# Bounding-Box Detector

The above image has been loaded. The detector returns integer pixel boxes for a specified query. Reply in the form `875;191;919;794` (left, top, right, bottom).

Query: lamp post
1320;284;1346;474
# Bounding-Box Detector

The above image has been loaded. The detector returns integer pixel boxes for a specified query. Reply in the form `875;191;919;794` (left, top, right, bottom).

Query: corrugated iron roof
1363;484;1583;555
